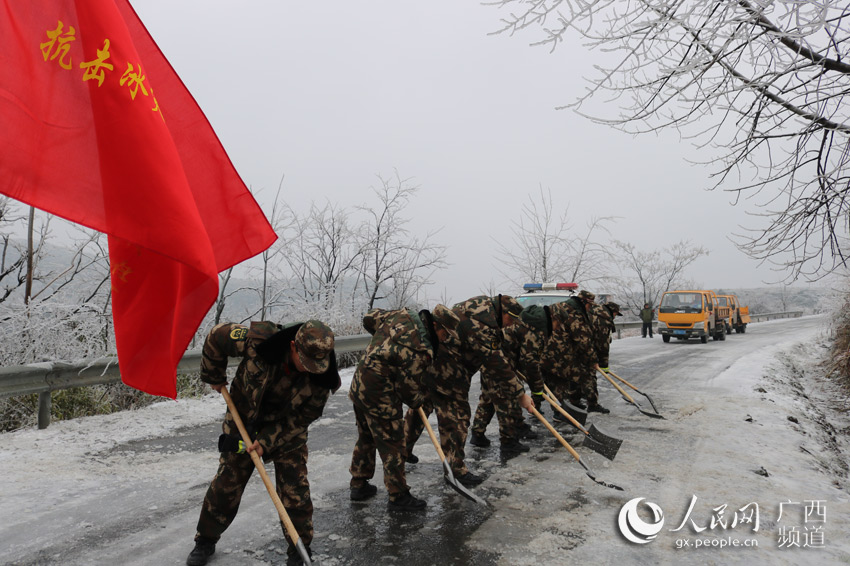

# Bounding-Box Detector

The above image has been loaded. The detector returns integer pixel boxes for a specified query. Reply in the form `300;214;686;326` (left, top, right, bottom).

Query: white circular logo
618;497;665;544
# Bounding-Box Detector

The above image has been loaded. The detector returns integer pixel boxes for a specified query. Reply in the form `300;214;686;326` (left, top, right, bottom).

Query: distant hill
715;286;837;315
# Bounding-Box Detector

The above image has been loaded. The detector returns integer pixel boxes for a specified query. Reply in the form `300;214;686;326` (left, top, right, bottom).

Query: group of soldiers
185;290;622;566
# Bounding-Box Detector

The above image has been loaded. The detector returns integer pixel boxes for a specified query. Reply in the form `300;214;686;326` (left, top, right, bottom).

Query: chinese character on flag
0;0;277;398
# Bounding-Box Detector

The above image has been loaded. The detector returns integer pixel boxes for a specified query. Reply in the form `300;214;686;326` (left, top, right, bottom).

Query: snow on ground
0;365;355;488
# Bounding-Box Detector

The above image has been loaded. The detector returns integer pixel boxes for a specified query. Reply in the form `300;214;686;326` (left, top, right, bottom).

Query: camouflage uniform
194;320;339;556
349;307;448;497
405;295;526;465
586;301;615;405
471;304;548;441
543;295;597;406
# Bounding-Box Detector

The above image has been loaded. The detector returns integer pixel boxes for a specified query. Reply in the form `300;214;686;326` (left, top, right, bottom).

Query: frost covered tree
354;172;447;310
610;239;709;314
493;186;614;287
0;199;113;366
489;0;850;281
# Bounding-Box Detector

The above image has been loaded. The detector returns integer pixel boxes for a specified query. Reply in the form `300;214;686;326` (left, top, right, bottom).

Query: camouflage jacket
200;321;341;457
588;302;615;367
350;308;435;420
544;298;597;369
501;304;548;393
453;296;525;401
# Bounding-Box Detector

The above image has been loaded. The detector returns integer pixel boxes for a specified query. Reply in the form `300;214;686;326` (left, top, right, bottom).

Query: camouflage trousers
471;379;524;443
545;361;597;406
403;389;471;475
350;402;408;496
195;444;313;549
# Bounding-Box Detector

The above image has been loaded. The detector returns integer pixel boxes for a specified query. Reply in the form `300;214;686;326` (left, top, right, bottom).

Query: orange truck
656;290;731;344
716;294;751;334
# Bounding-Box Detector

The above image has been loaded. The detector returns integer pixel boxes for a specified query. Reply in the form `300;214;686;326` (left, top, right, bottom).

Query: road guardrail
0;311;804;428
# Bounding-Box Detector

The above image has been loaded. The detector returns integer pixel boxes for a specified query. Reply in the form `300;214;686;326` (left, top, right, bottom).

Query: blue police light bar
523;283;543;290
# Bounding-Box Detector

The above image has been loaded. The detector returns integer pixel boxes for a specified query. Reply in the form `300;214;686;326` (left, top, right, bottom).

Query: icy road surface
2;315;849;565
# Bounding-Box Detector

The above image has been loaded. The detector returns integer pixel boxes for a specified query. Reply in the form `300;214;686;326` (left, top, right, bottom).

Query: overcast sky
128;0;804;304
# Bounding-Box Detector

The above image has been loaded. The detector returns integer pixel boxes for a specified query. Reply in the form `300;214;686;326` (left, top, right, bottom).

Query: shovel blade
561;400;588;426
581;423;623;461
442;460;488;506
295;539;315;566
641;392;661;414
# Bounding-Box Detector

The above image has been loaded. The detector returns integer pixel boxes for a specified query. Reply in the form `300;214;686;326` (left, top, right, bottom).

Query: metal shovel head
442;460;488;506
581;423;622;461
641;392;661;414
295;538;316;566
561;399;588;426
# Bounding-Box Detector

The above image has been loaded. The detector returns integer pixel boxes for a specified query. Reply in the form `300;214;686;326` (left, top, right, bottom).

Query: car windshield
659;293;703;313
517;295;572;307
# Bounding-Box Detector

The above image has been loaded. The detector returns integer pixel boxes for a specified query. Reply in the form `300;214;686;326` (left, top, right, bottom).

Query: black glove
218;433;247;454
532;393;544;411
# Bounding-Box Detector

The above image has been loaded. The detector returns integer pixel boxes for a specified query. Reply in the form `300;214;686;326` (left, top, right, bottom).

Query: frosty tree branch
488;0;850;281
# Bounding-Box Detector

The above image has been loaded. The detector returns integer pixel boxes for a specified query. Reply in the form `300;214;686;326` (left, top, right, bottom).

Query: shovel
543;384;588;426
607;370;661;413
418;407;488;506
541;391;622;460
221;388;315;566
597;368;665;420
529;405;624;491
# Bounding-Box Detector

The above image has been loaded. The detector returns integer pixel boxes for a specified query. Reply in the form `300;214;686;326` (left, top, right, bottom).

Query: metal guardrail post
38;391;51;429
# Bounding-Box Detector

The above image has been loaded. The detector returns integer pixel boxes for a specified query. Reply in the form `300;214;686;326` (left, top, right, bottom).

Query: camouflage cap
430;303;461;340
578;290;596;302
606;301;623;316
295;320;334;374
500;295;524;319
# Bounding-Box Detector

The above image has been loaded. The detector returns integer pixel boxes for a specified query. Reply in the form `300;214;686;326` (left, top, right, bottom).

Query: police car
515;282;578;308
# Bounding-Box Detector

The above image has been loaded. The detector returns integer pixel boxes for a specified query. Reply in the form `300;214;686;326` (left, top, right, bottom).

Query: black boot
186;538;216;566
587;403;610;414
455;470;485;487
518;422;538;440
406;452;419;464
500;438;530;459
350;480;378;501
388;490;427;511
469;432;491;447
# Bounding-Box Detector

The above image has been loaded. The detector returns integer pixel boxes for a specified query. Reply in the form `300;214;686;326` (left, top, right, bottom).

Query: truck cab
717;294;750;334
657;290;730;344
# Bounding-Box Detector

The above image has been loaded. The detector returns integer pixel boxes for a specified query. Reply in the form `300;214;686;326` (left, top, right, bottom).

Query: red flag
0;1;277;397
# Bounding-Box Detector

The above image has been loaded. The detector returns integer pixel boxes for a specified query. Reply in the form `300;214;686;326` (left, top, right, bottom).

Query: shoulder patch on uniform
230;327;248;341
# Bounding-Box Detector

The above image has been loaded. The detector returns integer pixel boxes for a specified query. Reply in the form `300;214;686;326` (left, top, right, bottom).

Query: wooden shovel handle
608;370;640;392
220;388;301;546
597;368;636;403
418;407;448;463
541;391;588;435
529;405;582;463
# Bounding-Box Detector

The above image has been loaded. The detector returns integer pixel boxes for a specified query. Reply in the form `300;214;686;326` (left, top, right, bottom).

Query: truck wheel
700;334;708;344
726;323;732;335
735;326;741;333
662;335;670;343
719;329;726;341
741;324;747;334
